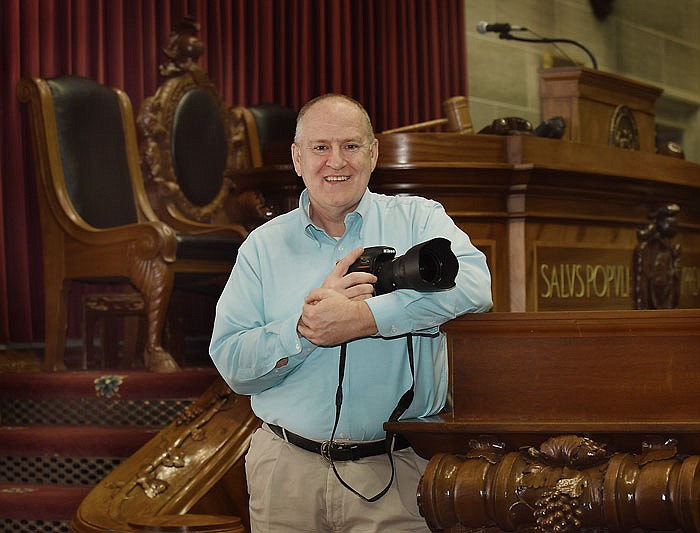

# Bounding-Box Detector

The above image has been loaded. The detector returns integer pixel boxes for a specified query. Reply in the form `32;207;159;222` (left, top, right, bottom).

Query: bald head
294;93;374;145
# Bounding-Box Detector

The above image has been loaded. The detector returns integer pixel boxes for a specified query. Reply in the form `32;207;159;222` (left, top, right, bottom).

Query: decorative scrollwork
137;70;236;225
524;435;609;468
123;385;236;499
174;403;204;426
136;468;169;498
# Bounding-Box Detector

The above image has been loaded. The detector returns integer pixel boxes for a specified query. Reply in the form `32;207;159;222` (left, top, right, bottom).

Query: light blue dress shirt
210;189;492;441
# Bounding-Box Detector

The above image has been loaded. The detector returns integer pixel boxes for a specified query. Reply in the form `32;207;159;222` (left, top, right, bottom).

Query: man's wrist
296;315;304;339
356;301;378;336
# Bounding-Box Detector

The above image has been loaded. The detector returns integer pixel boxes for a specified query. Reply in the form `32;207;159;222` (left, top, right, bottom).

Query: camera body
347;237;458;295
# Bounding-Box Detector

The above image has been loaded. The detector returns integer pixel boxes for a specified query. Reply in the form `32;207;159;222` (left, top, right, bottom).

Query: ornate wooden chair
17;75;243;373
137;17;272;234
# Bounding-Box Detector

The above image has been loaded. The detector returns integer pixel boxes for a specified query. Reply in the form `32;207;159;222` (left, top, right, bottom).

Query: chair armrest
67;220;178;264
165;206;248;240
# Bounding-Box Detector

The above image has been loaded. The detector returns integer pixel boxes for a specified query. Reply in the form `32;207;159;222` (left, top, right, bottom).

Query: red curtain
0;0;466;344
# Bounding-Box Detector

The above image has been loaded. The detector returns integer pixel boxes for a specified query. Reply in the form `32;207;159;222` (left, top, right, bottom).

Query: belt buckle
320;440;334;463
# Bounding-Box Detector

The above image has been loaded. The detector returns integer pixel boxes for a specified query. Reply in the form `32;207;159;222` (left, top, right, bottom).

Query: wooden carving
419;434;700;532
609;104;640;150
159;16;205;77
634;203;682;309
72;378;261;532
126;238;178;373
137;17;271;233
137;71;238;226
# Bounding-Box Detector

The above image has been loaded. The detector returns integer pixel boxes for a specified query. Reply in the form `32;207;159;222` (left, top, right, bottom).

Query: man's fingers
334;247;365;275
342;271;377;287
305;287;328;304
344;282;376;301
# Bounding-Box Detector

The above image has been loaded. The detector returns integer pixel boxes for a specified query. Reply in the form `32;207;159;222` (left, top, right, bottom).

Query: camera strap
328;333;416;502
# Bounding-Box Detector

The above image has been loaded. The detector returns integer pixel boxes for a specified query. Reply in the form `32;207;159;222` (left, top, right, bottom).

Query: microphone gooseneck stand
497;31;599;70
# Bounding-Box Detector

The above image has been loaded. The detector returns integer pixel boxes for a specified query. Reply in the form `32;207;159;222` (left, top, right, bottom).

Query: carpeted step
0;367;218;400
0;482;91;520
0;367;219;427
0;425;159;457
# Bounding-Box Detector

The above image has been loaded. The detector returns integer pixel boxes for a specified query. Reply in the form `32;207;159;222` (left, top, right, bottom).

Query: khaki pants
245;425;431;532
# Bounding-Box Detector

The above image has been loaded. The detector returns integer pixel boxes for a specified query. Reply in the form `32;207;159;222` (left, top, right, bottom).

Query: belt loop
281;426;290;442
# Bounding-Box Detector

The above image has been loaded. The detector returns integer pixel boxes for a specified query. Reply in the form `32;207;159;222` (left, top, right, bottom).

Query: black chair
233;103;298;167
17;75;243;372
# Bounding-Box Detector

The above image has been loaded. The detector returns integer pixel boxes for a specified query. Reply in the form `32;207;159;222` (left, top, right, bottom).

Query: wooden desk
386;309;700;532
233;133;700;313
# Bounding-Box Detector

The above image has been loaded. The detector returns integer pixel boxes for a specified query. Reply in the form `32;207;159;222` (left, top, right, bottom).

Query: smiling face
291;95;378;234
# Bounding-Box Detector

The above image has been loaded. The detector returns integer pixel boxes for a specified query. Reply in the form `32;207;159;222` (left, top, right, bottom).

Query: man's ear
370;139;379;171
291;143;302;176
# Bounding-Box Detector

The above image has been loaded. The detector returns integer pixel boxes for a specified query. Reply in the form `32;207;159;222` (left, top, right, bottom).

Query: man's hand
321;247;377;301
298;288;378;346
296;248;379;346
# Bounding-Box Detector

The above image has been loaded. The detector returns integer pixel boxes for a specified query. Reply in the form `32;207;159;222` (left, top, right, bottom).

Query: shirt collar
299;188;372;242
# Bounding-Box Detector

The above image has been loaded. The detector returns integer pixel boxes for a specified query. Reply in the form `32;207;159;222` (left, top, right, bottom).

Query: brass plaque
536;244;634;311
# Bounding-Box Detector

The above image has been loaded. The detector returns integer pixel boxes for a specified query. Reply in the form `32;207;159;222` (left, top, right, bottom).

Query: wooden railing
71;377;260;533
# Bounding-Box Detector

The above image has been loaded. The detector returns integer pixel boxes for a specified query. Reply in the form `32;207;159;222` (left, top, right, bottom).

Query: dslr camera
347;237;458;295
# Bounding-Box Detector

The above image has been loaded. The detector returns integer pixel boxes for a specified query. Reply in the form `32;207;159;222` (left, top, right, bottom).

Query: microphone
476;21;527;34
476;20;598;69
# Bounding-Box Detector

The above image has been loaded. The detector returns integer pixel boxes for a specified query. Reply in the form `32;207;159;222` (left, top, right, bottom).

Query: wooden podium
539;67;663;152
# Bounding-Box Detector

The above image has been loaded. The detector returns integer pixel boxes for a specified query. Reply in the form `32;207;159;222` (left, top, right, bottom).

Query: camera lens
419;252;441;283
392;238;458;292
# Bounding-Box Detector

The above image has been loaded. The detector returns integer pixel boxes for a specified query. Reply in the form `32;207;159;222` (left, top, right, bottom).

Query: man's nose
325;146;347;169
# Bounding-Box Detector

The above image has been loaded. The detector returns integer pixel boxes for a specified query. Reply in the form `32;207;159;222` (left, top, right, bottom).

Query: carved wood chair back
17;75;180;372
138;69;251;228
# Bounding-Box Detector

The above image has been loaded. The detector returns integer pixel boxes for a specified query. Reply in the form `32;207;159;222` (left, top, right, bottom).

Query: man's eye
312;145;328;152
344;144;360;152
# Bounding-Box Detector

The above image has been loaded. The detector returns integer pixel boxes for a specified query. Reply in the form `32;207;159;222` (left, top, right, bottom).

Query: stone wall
464;0;700;162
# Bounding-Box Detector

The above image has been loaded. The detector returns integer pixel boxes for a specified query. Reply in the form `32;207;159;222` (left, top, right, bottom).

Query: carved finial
159;16;204;77
634;203;682;309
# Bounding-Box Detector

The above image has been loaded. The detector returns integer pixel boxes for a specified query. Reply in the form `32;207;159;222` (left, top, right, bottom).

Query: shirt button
338;245;345;252
391;326;398;334
339;432;348;439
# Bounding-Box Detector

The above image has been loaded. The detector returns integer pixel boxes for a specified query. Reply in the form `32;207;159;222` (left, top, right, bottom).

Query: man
210;93;492;532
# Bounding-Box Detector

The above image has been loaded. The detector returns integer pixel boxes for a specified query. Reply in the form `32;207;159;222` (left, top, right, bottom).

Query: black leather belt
268;424;410;462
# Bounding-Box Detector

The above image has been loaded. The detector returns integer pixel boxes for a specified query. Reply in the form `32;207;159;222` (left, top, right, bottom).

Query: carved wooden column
419;435;700;532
